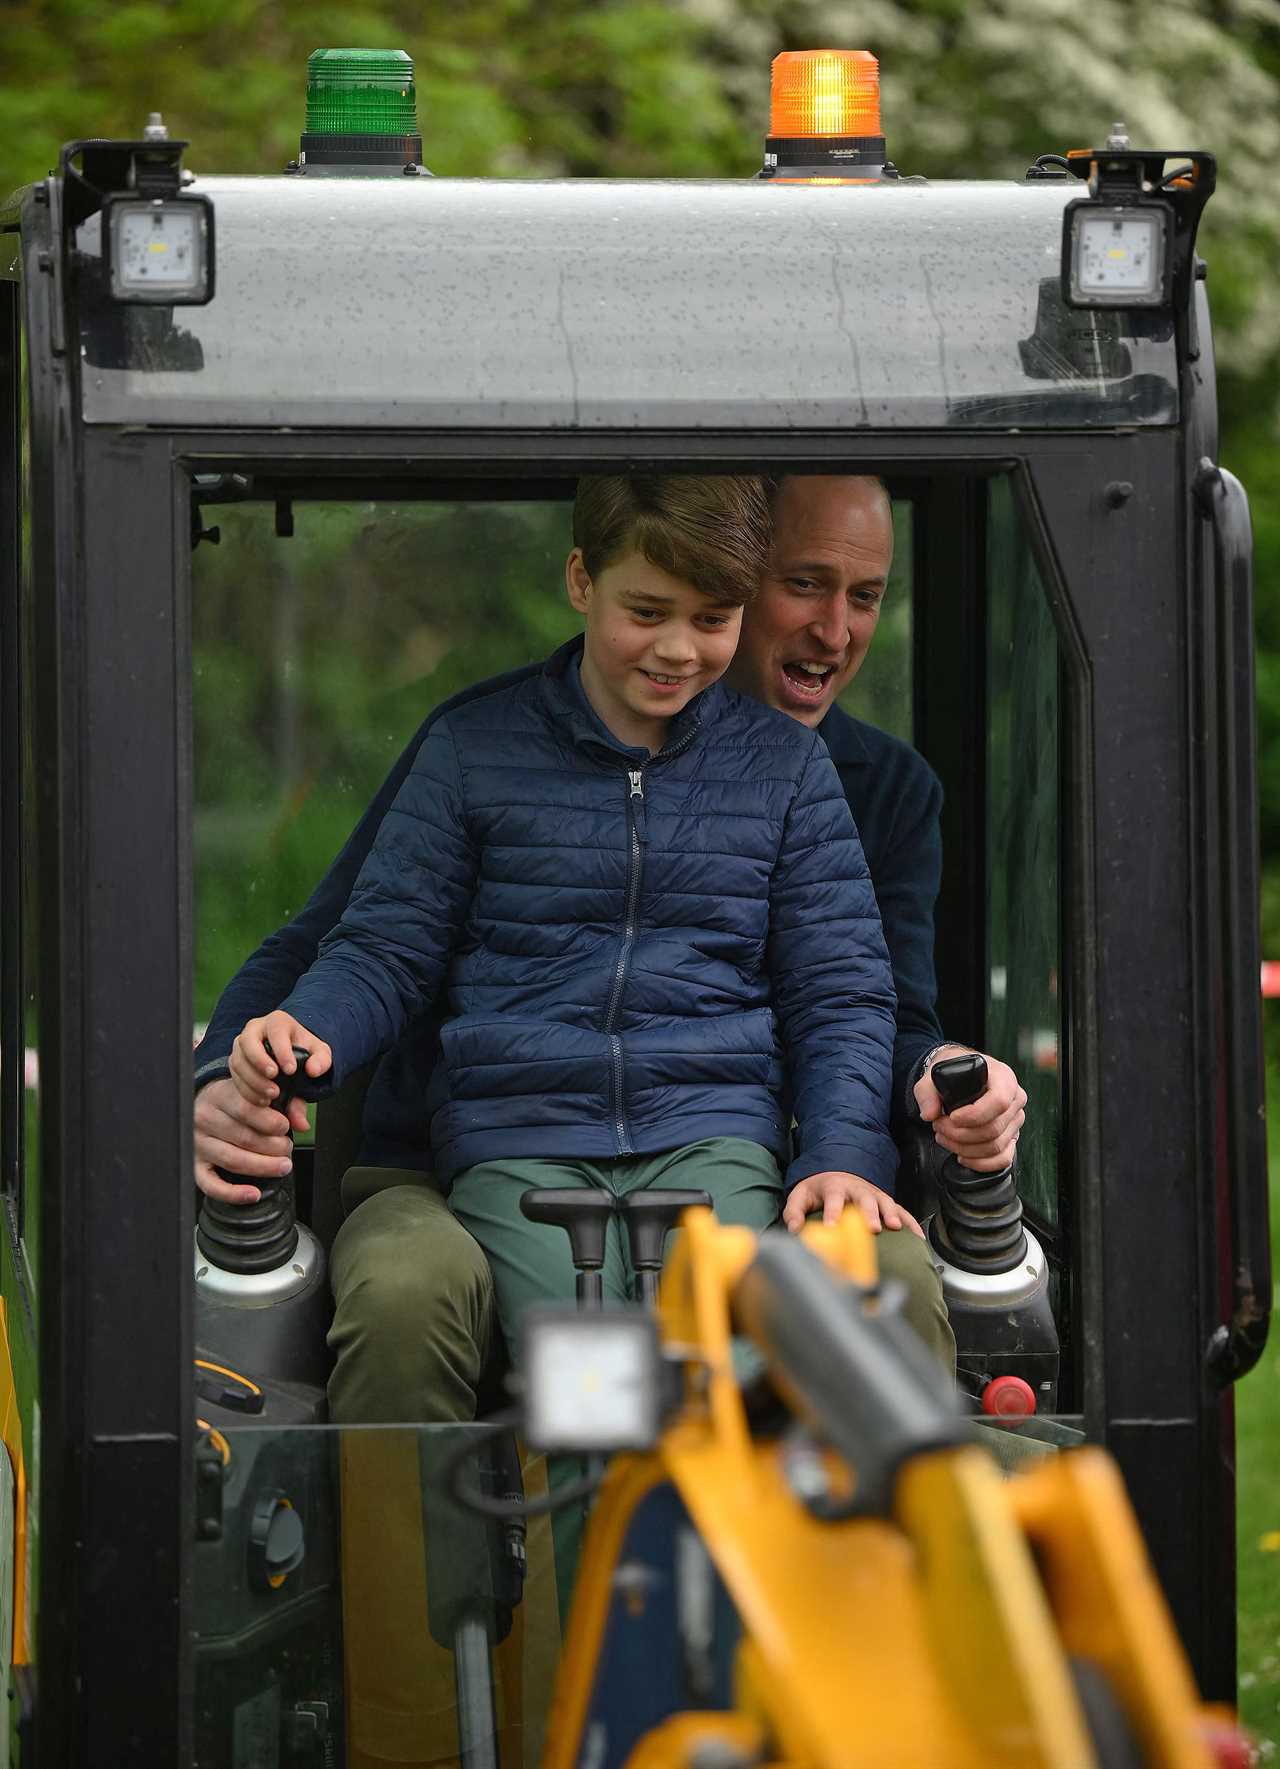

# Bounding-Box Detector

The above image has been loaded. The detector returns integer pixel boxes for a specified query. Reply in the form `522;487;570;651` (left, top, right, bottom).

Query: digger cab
0;45;1268;1764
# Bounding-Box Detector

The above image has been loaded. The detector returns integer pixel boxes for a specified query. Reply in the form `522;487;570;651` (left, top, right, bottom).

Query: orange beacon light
761;49;889;179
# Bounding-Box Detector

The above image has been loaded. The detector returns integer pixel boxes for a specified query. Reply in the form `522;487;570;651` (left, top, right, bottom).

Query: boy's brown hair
572;475;771;607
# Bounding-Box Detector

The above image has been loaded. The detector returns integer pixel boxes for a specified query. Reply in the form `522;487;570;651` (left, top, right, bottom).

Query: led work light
1064;201;1171;308
1059;129;1215;312
104;193;215;304
521;1307;663;1455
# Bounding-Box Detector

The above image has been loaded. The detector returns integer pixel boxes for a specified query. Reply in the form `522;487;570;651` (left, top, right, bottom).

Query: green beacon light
296;48;425;175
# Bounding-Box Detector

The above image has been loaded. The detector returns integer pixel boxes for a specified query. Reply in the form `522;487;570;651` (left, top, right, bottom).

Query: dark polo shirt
197;672;946;1169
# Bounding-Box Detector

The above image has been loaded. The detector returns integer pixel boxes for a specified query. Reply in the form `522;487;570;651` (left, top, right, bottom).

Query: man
729;475;1025;1211
194;475;1025;1416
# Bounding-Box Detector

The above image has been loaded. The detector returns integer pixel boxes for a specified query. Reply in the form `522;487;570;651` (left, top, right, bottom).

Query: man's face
566;548;742;750
729;476;893;727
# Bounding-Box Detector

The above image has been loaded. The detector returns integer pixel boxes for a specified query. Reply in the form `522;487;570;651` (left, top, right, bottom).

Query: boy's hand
914;1044;1026;1173
194;1077;310;1205
783;1172;924;1238
230;1013;332;1108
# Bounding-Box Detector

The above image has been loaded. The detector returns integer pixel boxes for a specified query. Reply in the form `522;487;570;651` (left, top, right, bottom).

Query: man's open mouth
782;661;836;695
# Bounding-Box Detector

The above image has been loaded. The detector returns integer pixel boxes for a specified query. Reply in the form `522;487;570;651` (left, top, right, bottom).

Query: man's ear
565;548;592;615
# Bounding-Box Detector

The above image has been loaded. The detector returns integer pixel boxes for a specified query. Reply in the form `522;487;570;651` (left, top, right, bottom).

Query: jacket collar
817;701;870;765
540;635;722;761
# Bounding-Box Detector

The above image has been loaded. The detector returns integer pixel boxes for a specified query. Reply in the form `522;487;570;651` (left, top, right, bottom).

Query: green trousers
328;1152;956;1423
328;1144;956;1616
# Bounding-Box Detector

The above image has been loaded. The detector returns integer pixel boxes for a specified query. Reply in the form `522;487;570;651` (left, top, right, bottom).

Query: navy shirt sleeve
824;713;947;1134
863;762;946;1123
768;739;898;1193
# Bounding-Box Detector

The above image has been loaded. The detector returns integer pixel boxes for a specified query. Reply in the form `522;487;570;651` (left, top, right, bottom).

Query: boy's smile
566;549;742;752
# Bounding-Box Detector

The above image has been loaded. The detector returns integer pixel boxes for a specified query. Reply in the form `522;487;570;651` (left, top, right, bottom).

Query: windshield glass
192;1412;1085;1767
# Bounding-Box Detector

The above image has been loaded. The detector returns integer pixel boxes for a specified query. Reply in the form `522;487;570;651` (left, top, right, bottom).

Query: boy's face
566;548;742;751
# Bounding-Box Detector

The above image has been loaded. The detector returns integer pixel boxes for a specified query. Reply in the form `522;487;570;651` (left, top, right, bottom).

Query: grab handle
1193;461;1270;1385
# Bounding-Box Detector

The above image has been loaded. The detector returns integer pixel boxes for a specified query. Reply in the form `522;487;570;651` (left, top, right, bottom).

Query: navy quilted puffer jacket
279;638;897;1192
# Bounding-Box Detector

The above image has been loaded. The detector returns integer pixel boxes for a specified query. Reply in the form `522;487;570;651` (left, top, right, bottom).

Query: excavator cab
0;44;1266;1766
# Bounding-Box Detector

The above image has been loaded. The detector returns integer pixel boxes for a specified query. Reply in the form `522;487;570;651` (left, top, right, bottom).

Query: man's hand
229;1013;333;1108
782;1171;924;1237
914;1044;1026;1174
194;1076;310;1205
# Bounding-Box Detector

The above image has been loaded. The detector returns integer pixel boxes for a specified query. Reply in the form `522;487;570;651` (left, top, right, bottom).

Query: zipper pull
627;769;647;843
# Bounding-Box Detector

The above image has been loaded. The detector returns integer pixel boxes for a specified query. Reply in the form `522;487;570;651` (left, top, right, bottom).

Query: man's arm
768;741;898;1198
860;763;946;1129
854;749;1024;1169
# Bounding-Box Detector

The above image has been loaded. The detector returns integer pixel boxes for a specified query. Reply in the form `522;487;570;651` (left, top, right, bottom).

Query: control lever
193;1043;332;1411
925;1054;1058;1409
518;1190;616;1308
196;1042;312;1274
929;1055;1027;1275
619;1190;711;1306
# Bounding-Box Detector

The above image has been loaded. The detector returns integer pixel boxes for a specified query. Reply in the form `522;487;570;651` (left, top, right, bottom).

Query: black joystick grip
519;1188;618;1309
930;1053;988;1114
620;1190;711;1270
196;1043;307;1274
621;1189;711;1307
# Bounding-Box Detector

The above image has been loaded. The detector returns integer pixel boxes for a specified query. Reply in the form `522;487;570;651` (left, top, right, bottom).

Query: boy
230;474;901;1587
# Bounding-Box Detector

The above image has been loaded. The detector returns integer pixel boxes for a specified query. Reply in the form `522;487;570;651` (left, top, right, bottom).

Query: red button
1200;1718;1253;1769
982;1375;1038;1418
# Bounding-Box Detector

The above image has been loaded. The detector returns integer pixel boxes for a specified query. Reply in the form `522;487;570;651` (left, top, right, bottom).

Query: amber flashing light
769;50;881;139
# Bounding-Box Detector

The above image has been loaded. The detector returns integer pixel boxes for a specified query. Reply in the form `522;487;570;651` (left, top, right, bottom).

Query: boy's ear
565;548;593;615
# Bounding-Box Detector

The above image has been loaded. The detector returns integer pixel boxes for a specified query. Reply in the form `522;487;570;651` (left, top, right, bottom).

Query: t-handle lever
619;1190;712;1307
518;1189;617;1309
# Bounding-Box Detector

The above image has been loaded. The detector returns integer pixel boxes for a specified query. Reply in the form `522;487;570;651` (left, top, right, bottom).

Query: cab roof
76;174;1179;431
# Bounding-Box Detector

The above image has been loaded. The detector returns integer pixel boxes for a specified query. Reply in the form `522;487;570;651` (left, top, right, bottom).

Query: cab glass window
190;487;914;1018
985;475;1061;1239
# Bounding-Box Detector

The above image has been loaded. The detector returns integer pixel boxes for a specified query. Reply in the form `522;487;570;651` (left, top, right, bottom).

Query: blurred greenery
1237;1011;1280;1749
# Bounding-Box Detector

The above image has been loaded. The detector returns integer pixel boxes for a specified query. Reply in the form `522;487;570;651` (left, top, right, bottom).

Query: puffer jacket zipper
602;723;699;1155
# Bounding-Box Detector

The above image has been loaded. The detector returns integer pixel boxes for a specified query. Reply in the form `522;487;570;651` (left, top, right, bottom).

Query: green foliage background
3;0;1279;1736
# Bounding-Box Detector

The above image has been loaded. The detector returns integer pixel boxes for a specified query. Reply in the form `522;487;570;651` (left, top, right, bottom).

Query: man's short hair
766;472;890;510
573;475;771;607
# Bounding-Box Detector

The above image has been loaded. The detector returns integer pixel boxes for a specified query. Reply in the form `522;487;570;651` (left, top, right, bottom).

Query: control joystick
196;1043;312;1274
923;1054;1059;1411
194;1044;332;1409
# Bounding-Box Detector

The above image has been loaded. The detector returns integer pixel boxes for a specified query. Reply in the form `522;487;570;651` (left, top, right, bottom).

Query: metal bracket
59;136;189;235
1063;145;1216;316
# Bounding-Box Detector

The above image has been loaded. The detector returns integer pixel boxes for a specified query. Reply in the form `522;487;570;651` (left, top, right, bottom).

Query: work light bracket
1059;146;1215;313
